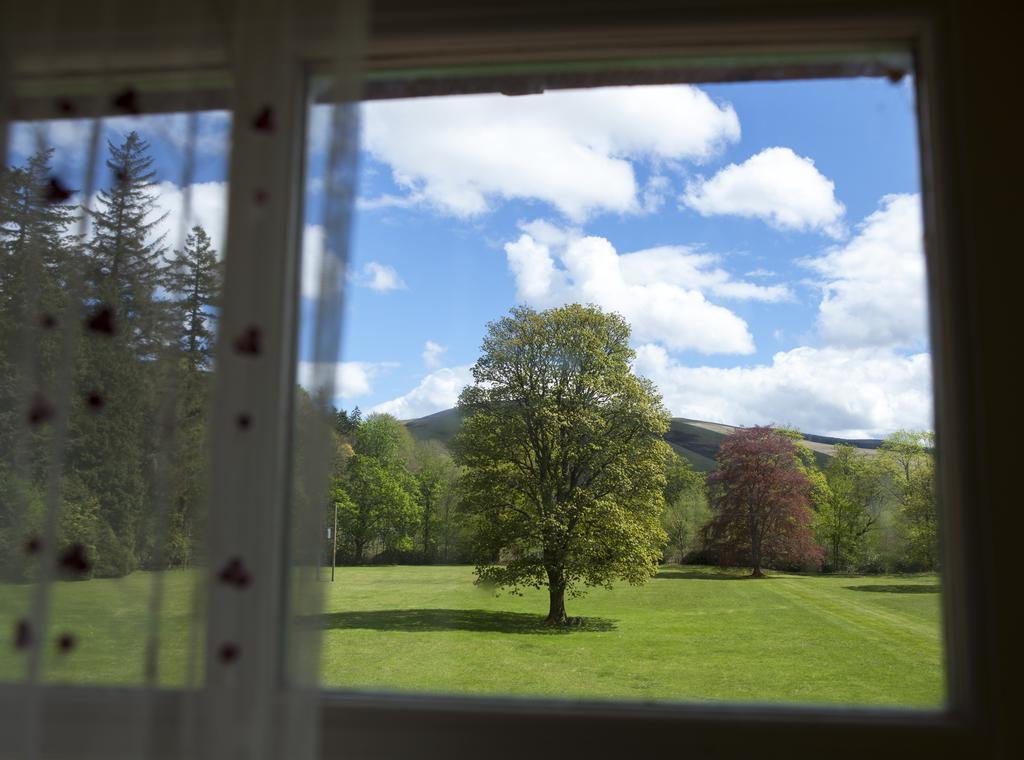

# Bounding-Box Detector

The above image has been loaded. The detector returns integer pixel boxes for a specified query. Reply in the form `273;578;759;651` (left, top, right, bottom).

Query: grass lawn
318;565;943;706
2;565;944;707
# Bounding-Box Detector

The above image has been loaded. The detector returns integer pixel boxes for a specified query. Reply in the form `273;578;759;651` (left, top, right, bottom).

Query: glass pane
0;107;230;686
302;73;942;707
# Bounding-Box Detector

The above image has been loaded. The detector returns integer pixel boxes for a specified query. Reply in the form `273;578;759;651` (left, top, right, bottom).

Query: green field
1;565;944;707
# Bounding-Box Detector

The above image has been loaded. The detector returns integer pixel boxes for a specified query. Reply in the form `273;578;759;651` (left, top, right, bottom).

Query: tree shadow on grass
844;584;941;594
312;608;617;634
655;570;762;581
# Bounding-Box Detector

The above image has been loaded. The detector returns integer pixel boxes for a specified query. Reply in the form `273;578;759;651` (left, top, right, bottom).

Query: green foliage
879;430;938;571
162;225;220;368
332;414;421;562
0;136;220;577
815;445;887;571
334;406;362;439
411;440;461;561
454;304;669;622
661;452;710;563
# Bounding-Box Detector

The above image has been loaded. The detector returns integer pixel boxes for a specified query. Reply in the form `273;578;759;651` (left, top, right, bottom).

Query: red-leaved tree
705;426;823;577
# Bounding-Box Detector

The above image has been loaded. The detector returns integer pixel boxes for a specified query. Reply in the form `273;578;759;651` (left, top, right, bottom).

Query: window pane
302;72;942;708
0;108;230;686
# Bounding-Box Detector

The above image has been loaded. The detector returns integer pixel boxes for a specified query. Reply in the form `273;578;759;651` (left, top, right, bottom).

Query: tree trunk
750;517;764;578
544;566;569;624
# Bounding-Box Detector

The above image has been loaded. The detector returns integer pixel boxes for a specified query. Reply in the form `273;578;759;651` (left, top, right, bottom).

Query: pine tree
86;131;168;353
161;224;221;567
162;224;220;369
0;149;79;576
0;148;78;316
67;132;169;574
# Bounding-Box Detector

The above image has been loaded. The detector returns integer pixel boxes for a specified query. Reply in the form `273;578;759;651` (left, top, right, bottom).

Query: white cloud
683;147;846;237
371;366;474;420
78;180;228;265
803;193;926;349
8;112;230;168
150;180;228;254
641;175;671;214
352;261;406;292
297;360;396;400
503;224;794;354
618;246;793;303
633;343;933;438
422;340;447;369
361;85;740;221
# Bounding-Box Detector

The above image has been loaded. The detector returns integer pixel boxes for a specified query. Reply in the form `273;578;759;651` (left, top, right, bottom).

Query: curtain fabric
0;2;367;757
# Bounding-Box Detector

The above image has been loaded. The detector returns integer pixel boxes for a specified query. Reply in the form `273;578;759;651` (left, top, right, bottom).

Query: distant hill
403;408;881;472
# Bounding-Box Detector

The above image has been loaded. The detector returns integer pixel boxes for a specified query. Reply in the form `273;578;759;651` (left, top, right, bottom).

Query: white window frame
0;1;1013;758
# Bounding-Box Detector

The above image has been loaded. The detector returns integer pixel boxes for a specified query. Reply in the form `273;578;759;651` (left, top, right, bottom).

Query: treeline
661;429;938;573
324;408;937;574
325;409;467;564
0;135;220;578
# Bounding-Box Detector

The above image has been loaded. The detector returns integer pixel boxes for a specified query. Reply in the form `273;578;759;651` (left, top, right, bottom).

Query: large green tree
815;445;886;571
880;430;937;570
333;413;419;562
161;224;222;566
411;440;460;561
454;304;669;625
0;148;79;577
162;224;220;368
67;131;168;572
661;451;709;564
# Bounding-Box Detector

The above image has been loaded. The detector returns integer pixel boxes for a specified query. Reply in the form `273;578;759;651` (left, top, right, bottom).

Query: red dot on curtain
252;106;275;132
56;633;76;653
112;88;140;115
14;620;32;650
59;544;91;575
233;326;262;356
218;642;240;663
86;306;116;336
28;393;54;426
219;557;252;588
43;177;72;204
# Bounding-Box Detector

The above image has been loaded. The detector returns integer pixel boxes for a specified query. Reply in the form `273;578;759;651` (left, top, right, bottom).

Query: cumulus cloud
803;193;927;349
371;366;474;420
503;224;793;354
76;180;229;265
8;112;230;168
422;340;447;368
351;261;406;292
633;343;933;439
683;147;846;237
297;360;396;399
150;180;228;254
360;85;740;221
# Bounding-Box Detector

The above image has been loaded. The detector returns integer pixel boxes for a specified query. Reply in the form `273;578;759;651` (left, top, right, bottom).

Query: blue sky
6;76;930;438
305;76;930;438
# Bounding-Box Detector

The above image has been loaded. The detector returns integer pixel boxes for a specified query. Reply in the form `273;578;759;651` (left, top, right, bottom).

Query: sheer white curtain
0;2;366;758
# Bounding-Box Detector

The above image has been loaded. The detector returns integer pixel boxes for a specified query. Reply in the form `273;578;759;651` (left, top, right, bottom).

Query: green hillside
403;408;879;472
